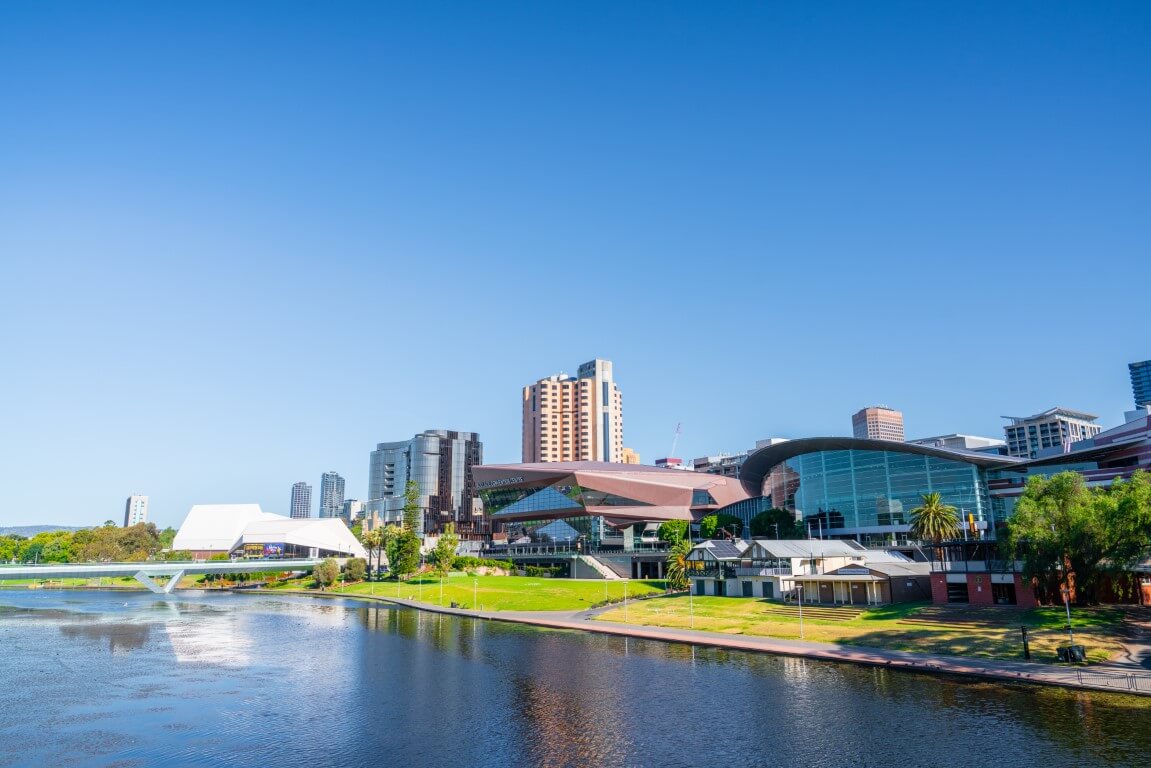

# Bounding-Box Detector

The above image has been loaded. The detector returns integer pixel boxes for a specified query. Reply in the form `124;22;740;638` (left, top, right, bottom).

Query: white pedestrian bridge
0;559;320;594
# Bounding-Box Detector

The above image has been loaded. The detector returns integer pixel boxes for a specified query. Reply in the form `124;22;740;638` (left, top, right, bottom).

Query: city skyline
1;3;1148;527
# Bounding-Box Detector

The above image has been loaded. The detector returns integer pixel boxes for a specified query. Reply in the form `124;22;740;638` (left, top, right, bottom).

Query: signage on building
837;567;871;575
477;476;524;490
263;543;284;557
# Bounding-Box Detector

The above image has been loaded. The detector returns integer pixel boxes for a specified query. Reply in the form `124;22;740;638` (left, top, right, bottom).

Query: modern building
1131;359;1151;407
172;503;366;560
474;461;748;555
367;430;484;539
907;434;1007;454
620;447;641;464
318;472;345;518
522;359;623;463
289;482;312;519
1001;407;1103;459
693;452;748;477
123;495;148;527
340;499;366;525
738;437;1024;546
654;457;692;471
851;406;905;442
692;439;788;477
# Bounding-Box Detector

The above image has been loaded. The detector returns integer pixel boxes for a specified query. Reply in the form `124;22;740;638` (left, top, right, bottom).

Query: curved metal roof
738;437;1024;494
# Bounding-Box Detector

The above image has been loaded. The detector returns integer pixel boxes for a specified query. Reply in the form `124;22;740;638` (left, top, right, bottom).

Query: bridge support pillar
134;570;184;594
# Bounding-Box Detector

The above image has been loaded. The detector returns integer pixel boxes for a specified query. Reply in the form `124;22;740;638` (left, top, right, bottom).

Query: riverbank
239;587;1151;699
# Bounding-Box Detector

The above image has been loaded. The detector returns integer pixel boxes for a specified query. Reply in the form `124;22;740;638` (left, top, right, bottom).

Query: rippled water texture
0;591;1148;768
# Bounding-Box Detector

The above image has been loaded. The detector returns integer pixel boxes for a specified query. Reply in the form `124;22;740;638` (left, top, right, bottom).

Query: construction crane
669;422;682;458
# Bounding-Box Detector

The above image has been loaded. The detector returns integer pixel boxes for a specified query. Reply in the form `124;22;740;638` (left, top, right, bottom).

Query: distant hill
0;525;87;537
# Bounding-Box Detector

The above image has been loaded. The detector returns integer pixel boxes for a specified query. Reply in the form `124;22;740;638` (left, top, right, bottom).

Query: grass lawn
595;596;1130;664
0;576;143;589
276;574;669;612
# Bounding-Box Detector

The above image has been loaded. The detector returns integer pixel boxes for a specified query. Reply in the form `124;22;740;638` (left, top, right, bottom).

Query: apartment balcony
734;566;792;577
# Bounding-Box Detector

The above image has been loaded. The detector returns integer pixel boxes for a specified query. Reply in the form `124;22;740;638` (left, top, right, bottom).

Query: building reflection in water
59;622;151;653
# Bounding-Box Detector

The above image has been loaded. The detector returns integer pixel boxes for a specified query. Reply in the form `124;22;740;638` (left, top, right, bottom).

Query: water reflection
0;591;1148;768
59;622;151;652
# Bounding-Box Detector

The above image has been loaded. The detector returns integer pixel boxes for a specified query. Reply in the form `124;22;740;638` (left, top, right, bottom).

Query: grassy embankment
268;573;669;612
595;595;1130;663
0;577;143;589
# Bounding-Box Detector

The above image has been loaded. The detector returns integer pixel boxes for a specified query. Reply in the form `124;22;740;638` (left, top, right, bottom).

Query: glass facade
482;477;652;519
764;449;991;534
367;430;483;537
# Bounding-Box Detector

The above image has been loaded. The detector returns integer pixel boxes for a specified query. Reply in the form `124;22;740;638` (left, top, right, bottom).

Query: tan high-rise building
523;359;624;463
852;406;905;442
620;447;641;464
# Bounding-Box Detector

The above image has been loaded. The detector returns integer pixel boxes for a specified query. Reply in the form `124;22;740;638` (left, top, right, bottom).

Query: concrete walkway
258;589;1151;698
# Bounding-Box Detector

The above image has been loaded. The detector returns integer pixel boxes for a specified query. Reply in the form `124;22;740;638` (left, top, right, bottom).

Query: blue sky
1;2;1148;528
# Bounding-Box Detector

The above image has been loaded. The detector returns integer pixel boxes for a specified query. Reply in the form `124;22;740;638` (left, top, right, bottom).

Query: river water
0;590;1147;768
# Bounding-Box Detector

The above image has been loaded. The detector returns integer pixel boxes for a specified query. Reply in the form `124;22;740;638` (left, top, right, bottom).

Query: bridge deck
0;559;320;581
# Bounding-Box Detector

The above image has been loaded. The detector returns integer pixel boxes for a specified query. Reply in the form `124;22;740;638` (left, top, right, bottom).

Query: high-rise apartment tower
319;472;345;518
123;495;148;527
522;358;624;463
852;406;905;442
1131;359;1151;408
290;482;313;519
1002;408;1102;459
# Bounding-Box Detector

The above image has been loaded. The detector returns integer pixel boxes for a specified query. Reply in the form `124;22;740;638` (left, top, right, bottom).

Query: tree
665;540;692;591
390;530;422;580
909;492;960;546
749;509;805;539
657;520;689;545
345;558;367;582
1005;472;1112;605
380;524;401;574
313;558;340;590
699;513;743;539
402;480;422;534
361;527;384;577
430;524;459;577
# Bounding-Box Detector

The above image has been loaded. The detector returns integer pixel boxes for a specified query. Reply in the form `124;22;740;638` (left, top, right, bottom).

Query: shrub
344;558;367;582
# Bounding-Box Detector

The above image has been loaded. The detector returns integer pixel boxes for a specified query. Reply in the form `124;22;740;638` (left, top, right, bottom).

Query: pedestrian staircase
576;554;623;580
763;602;866;622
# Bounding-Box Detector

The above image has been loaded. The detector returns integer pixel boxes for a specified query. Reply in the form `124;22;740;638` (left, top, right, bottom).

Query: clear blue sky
1;2;1148;528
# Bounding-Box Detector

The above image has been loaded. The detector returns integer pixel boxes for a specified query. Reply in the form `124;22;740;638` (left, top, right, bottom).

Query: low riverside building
793;561;931;606
686;538;925;604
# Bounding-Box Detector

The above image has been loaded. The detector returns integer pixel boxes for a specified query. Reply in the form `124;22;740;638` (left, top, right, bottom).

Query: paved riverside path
254;589;1150;697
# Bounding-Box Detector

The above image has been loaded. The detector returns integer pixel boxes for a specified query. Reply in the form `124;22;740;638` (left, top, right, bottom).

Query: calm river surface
0;590;1147;768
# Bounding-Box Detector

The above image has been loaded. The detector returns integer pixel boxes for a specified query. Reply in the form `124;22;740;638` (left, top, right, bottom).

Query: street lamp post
473;578;477;610
1062;586;1075;645
624;580;629;622
797;583;805;640
689;582;694;629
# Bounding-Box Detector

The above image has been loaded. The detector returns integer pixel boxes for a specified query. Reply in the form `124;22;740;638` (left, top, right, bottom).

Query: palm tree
909;492;960;546
361;527;383;578
665;540;692;592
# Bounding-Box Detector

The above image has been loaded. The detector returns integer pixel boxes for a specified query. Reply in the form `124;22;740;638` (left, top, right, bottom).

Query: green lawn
595;595;1132;664
0;576;142;588
294;574;669;612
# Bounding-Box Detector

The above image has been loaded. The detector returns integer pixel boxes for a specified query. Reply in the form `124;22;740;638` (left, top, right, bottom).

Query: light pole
439;574;444;606
1062;586;1075;645
797;583;805;640
473;578;477;610
688;582;694;629
624;580;629;622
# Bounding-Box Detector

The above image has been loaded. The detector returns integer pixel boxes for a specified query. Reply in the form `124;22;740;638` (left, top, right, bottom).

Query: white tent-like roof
173;504;282;552
172;504;366;559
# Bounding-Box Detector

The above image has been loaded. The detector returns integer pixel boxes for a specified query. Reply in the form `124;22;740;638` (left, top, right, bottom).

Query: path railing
1076;668;1151;693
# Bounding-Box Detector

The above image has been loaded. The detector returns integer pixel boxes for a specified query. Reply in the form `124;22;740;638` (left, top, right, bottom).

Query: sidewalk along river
0;590;1148;768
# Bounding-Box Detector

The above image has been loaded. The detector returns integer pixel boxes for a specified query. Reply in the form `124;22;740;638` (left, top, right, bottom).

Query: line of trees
1005;470;1151;605
0;523;181;564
